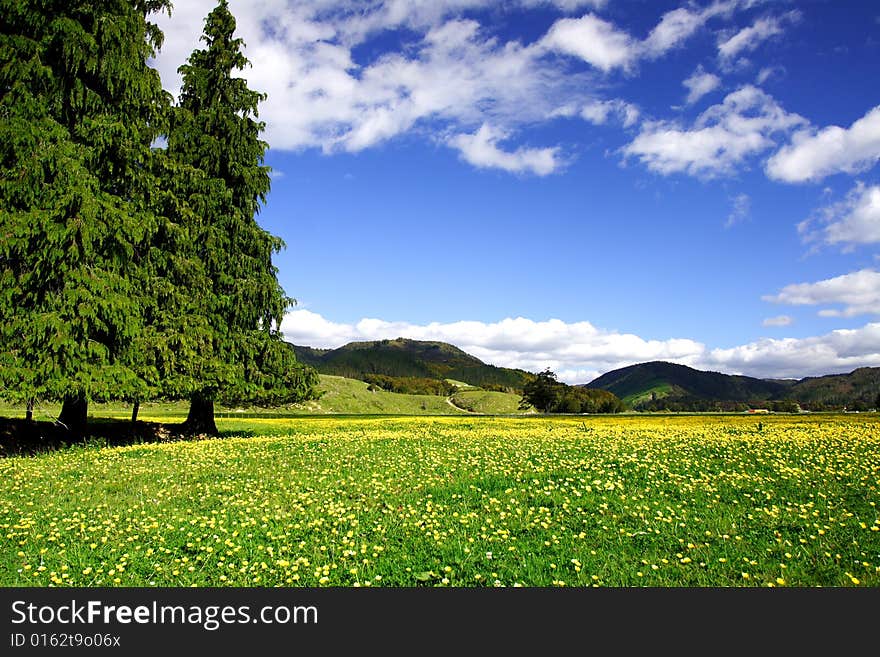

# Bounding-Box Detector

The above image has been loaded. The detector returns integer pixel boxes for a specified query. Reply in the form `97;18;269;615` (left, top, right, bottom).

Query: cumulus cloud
623;85;806;178
766;106;880;183
541;14;636;72
704;324;880;379
448;124;561;175
282;310;706;384
542;2;734;72
151;2;592;159
682;66;721;105
154;1;608;78
579;99;640;127
762;269;880;318
149;1;763;173
762;315;793;327
799;182;880;248
282;309;880;382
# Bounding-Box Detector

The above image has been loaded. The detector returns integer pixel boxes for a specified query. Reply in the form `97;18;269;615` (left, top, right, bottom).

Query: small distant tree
520;369;624;414
769;399;801;413
520;369;563;412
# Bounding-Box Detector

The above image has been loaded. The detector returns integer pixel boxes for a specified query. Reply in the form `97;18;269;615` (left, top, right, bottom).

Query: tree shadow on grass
0;416;218;457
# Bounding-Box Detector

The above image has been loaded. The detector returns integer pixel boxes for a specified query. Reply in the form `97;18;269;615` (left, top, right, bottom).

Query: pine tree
165;1;317;434
0;0;173;434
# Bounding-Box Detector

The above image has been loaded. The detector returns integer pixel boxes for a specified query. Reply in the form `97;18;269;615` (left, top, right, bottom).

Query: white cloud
282;310;706;384
282;309;880;382
151;3;600;163
281;309;361;347
682;66;721;105
799;183;880;248
541;14;636;72
358;0;608;34
725;192;750;227
762;269;880;318
448;123;561;175
623;85;806;178
704;324;880;379
536;0;608;9
149;1;758;173
541;2;735;72
580;99;640;127
717;12;798;62
756;65;784;85
642;6;709;58
237;1;609;52
766;106;880;183
762;315;793;327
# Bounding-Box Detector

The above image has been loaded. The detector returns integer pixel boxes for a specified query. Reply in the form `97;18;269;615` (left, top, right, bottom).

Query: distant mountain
291;338;879;410
584;361;790;407
784;367;880;410
290;338;534;390
584;360;880;411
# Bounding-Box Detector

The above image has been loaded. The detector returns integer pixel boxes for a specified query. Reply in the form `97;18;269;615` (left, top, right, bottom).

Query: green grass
1;414;878;587
451;390;532;415
293;375;465;415
0;399;193;422
0;375;529;420
445;379;478;390
621;383;679;407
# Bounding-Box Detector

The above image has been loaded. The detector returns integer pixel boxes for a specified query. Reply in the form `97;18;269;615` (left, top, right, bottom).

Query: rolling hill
584;361;879;411
295;377;529;416
290;338;879;411
782;367;880;410
290;338;533;390
584;361;791;407
291;375;471;415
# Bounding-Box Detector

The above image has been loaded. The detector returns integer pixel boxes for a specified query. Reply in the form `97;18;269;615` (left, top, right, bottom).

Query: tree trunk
131;399;140;424
59;394;88;436
26;398;34;422
183;393;218;436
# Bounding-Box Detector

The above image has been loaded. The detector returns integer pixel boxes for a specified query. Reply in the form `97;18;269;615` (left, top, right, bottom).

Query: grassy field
288;375;465;415
1;414;878;587
451;389;532;414
0;375;529;420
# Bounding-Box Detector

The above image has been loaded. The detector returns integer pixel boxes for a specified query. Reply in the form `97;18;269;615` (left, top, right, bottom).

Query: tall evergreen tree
0;0;173;434
166;1;317;434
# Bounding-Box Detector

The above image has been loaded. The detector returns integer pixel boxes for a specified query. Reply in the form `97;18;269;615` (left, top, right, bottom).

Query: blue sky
151;0;880;383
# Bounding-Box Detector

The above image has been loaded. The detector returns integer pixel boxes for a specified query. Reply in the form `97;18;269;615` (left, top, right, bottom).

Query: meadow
0;374;528;421
1;414;878;587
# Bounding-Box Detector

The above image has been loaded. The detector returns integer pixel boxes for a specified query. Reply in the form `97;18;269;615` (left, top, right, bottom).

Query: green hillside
451;390;534;415
585;361;788;406
291;338;533;390
293;375;466;415
585;361;880;411
784;367;880;410
303;376;534;415
618;383;685;408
